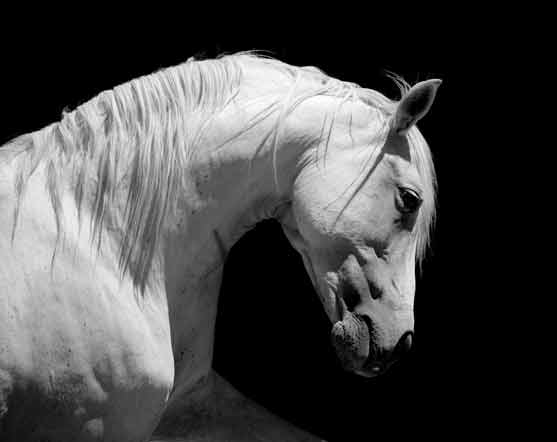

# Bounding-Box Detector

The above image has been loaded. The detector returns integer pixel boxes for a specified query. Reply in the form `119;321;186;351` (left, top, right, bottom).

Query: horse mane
3;52;436;291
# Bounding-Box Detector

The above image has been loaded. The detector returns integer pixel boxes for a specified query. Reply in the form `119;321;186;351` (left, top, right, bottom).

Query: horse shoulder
0;206;174;441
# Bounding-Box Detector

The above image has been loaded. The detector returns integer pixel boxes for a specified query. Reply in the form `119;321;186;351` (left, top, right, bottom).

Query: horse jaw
282;232;377;375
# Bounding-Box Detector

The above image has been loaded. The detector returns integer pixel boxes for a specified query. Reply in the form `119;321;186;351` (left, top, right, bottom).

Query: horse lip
354;364;384;378
351;312;386;376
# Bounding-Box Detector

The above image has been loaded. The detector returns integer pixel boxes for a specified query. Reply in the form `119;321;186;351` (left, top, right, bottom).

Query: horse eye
398;187;423;213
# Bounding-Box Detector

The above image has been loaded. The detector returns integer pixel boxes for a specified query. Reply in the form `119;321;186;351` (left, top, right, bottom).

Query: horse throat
161;146;297;405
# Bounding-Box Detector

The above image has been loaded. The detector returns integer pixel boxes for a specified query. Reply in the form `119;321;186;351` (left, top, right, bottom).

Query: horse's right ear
392;79;441;135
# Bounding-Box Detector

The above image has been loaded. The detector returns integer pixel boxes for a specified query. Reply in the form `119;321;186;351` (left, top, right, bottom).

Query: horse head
279;79;440;377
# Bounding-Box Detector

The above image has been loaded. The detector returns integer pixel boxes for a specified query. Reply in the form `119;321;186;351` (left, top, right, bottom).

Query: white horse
0;53;440;441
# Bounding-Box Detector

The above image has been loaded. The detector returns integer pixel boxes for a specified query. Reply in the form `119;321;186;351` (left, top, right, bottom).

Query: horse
0;52;440;441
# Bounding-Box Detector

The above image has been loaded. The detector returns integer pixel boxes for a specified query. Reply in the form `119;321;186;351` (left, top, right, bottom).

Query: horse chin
331;311;375;375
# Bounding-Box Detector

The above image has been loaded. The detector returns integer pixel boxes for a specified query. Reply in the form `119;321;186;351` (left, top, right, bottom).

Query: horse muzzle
330;311;414;377
329;254;414;377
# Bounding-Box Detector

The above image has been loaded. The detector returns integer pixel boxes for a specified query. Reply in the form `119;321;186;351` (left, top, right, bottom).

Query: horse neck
161;97;300;395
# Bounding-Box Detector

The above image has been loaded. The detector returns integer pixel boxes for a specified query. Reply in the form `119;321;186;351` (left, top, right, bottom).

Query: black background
0;18;503;441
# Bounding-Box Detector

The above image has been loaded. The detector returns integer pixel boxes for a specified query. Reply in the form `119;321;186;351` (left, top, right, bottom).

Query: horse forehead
380;135;423;185
383;153;422;184
382;130;412;160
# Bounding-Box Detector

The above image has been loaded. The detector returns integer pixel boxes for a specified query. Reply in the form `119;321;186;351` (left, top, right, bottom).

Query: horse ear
392;79;442;134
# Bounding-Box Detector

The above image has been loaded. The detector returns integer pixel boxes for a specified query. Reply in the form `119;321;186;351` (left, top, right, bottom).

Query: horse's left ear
392;79;442;135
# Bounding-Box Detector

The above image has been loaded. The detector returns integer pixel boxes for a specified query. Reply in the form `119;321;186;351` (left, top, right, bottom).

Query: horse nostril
402;331;413;352
341;285;361;311
393;331;414;361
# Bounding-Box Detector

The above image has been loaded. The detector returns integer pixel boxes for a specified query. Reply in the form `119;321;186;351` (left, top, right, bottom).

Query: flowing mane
1;52;436;291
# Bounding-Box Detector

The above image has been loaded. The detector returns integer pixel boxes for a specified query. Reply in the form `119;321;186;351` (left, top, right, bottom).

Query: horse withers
0;53;439;441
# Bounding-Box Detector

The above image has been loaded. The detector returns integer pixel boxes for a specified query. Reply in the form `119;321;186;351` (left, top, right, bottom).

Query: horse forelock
386;72;436;268
5;52;436;292
406;126;437;269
